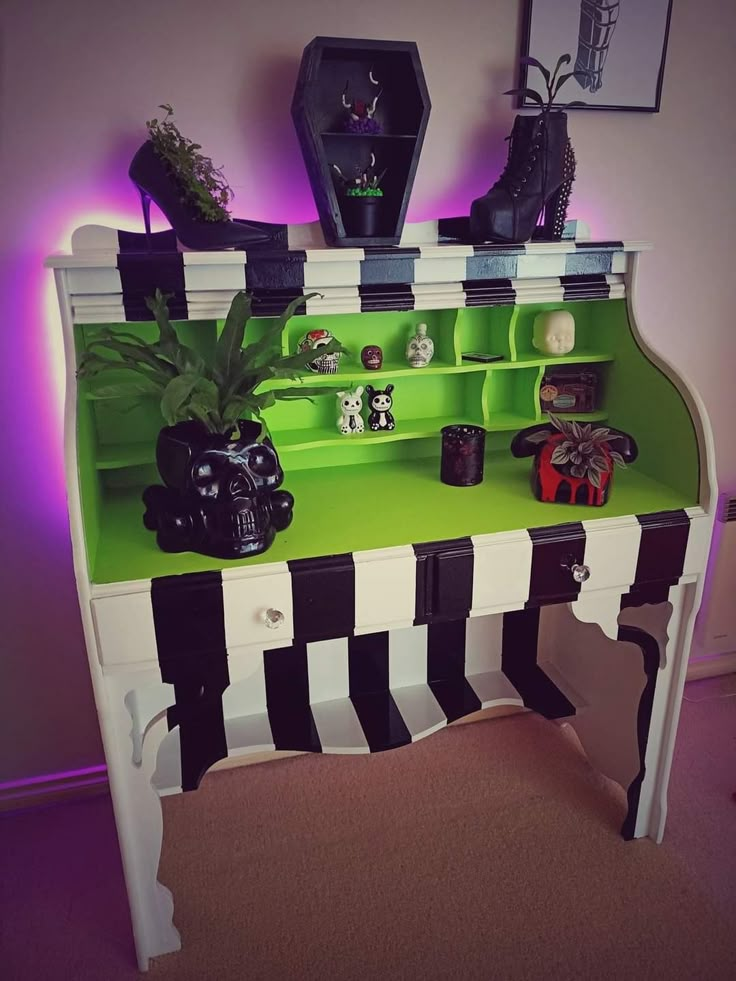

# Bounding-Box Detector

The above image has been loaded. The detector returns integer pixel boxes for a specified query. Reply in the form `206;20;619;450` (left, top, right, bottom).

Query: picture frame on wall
519;0;673;112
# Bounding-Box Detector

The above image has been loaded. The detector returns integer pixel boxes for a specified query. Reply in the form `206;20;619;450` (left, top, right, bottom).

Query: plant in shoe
77;290;346;558
129;107;286;251
469;55;585;245
146;104;232;222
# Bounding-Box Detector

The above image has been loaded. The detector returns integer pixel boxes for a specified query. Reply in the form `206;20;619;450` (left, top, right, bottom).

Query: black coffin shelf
291;36;431;247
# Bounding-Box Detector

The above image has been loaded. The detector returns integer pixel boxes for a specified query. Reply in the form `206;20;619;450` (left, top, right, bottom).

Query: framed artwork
519;0;673;112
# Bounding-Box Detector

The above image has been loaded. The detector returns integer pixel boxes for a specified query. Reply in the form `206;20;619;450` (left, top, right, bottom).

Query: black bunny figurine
365;384;395;431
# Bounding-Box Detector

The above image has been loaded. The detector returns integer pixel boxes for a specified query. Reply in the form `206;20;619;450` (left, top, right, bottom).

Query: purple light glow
0;764;107;792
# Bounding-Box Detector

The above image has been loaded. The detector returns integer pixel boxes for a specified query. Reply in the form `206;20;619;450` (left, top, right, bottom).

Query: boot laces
494;122;543;197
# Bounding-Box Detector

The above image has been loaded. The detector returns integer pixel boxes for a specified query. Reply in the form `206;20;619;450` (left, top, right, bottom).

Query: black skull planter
142;420;294;559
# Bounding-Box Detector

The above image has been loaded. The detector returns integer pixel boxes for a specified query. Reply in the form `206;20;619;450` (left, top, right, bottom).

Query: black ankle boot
129;141;286;251
469;112;575;244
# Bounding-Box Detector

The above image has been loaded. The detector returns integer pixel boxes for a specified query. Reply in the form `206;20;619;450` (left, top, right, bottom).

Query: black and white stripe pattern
54;223;643;323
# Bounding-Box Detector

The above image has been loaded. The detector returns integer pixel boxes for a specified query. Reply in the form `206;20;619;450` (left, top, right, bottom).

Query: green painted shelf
266;358;490;387
90;454;694;584
498;351;614;368
97;443;154;470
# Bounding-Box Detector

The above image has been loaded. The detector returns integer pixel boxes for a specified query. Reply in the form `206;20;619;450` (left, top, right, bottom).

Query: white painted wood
307;637;350;703
311;698;370;753
224;647;269;717
471;530;533;613
464;613;503;674
682;508;713;578
410;281;468;310
390;684;447;740
221;564;294;649
580;516;641;596
305;288;362;315
388;624;428;688
354;545;416;634
303;257;363;289
182;261;246;293
571;591;623;642
516;252;567;279
414;246;472;284
223;714;275;759
67;265;122;296
465;670;523;709
92;591;157;667
125;684;174;765
611;252;628;274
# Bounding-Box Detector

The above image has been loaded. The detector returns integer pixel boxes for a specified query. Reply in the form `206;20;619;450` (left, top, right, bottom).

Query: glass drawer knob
263;608;285;629
571;563;591;583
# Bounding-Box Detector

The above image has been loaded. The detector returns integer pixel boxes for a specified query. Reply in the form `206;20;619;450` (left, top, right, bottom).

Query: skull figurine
406;323;434;368
142;420;294;559
297;328;342;374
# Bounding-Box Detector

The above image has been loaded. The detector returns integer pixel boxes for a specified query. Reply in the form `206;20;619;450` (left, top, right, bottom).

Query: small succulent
506;55;588;113
146;104;233;222
332;152;386;197
526;415;627;488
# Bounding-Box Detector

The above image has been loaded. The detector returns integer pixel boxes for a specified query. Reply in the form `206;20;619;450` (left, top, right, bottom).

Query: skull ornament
297;328;342;374
406;323;434;368
142;420;294;559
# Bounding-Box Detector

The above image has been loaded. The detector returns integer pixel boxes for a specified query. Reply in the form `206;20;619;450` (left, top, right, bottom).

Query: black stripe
501;608;576;719
359;282;414;311
427;620;481;722
634;510;690;588
462;279;516;307
288;553;355;642
245;252;306;290
465;254;519;282
561;274;610;302
118;253;188;321
526;523;586;607
413;538;474;624
360;252;417;285
621;583;671;609
563;252;613;276
249;288;306;318
151;571;228;791
574;240;625;251
264;643;321;752
348;634;411;751
117;228;178;254
618;625;660;841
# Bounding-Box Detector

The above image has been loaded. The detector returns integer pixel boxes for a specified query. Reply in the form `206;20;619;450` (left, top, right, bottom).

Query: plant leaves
551;446;570;466
561;101;587;110
520;55;550;85
504;87;545;108
570;464;586;478
553;71;577;97
145;289;180;357
526;429;553;444
160;373;201;426
609;450;627;468
214;291;252;390
588;469;602;488
84;337;177;379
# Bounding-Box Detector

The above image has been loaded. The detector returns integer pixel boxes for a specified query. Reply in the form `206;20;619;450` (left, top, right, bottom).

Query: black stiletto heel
539;140;576;241
129;141;286;252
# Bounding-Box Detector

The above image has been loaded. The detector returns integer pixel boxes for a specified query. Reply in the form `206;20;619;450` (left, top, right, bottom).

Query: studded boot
469;112;575;244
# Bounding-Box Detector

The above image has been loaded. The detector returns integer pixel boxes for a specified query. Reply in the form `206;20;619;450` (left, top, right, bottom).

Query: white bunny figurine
336;386;365;434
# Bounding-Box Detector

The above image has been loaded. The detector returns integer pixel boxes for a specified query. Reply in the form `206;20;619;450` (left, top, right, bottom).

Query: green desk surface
90;453;695;584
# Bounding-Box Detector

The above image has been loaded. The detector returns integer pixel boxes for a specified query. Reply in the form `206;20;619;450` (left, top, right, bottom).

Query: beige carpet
3;685;735;980
154;712;736;980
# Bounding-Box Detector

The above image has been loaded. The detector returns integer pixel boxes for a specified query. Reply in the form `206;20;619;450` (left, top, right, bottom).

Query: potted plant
78;290;345;558
510;415;638;506
332;153;387;238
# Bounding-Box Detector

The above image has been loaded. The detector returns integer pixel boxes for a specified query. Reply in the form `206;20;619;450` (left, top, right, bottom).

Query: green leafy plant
526;415;627;488
146;104;232;222
505;55;588;113
332;152;386;197
77;290;346;436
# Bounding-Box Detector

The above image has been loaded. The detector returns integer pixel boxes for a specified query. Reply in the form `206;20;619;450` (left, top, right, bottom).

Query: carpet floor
2;676;735;980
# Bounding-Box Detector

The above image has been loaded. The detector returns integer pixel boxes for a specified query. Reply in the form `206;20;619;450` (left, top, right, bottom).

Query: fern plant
146;104;232;222
77;290;345;436
526;414;627;488
506;55;587;113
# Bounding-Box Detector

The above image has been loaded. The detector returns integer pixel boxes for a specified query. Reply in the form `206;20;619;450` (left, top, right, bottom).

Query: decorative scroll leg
103;672;181;970
618;583;695;842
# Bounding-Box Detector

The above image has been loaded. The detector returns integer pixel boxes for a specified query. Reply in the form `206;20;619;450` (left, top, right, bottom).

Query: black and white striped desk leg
104;670;181;970
543;583;695;841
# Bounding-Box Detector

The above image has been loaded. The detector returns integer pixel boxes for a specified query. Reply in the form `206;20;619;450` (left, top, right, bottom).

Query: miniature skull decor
297;328;342;374
142;420;294;559
361;344;383;370
365;384;395;431
406;322;434;368
336;386;365;434
532;311;576;357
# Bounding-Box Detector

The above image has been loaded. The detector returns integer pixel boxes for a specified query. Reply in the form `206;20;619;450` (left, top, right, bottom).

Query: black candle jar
440;424;487;486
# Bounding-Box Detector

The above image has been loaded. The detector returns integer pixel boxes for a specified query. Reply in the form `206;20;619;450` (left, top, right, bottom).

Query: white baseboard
687;651;736;681
0;768;109;813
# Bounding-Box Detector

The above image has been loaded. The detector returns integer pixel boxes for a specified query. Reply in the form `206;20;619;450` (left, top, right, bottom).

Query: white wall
1;0;734;783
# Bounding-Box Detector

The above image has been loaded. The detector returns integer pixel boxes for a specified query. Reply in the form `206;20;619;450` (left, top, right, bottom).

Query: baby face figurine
406;323;434;368
532;311;575;357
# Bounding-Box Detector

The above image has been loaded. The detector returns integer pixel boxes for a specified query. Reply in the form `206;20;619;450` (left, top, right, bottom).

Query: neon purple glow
0;764;107;792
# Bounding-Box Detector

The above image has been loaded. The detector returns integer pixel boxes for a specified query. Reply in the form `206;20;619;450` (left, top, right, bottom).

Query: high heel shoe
129;141;286;251
469;113;576;244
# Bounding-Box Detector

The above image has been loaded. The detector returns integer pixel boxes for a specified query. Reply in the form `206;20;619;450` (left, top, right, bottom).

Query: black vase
142;420;294;559
341;195;383;238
